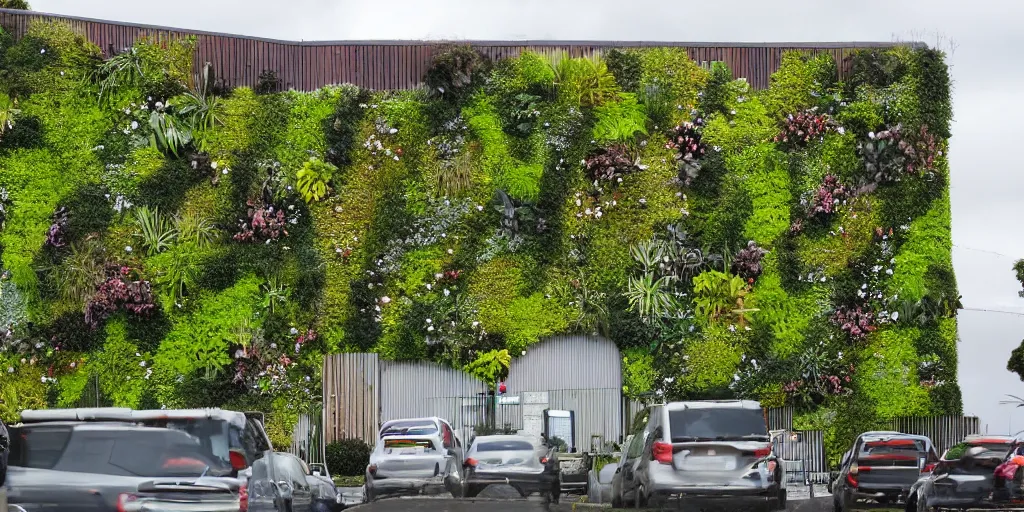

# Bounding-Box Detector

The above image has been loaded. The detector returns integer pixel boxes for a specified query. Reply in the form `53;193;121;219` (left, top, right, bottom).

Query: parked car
364;417;465;502
830;431;939;512
905;435;1020;512
15;407;311;512
610;399;786;510
19;407;274;477
5;421;246;512
458;434;561;502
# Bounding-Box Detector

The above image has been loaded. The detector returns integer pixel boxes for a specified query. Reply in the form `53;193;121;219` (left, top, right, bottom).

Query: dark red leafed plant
84;266;156;329
45;207;70;248
665;120;707;186
441;269;461;283
808;174;849;219
774;110;838;148
584;145;640;184
233;200;289;243
731;241;769;282
832;304;876;340
901;124;940;176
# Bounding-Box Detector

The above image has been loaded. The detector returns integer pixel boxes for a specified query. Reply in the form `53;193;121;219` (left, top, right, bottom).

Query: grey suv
611;400;786;510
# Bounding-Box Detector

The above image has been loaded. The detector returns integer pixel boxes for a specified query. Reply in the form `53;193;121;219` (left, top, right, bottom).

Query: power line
953;244;1021;260
960;307;1024;317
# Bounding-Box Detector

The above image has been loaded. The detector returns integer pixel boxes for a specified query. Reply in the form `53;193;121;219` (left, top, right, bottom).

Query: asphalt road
345;495;835;512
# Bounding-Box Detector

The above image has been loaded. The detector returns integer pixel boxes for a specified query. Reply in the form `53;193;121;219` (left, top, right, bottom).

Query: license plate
683;456;737;471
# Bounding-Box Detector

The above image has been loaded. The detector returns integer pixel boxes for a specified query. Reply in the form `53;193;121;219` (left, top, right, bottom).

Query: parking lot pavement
346;496;836;512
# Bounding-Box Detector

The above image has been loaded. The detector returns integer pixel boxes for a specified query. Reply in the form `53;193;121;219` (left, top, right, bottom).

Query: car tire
364;484;375;504
464;484;483;498
634;484;648;509
611;483;624;508
778;488;787;510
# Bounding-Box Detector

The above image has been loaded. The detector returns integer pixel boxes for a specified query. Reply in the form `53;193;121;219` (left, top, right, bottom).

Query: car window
858;438;927;459
7;426;71;468
13;426;232;477
667;408;768;440
945;440;1012;460
277;454;306;487
626;430;647;458
381;420;439;437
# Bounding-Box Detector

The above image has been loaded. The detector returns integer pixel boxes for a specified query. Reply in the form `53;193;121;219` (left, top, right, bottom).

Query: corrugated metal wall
379;360;489;442
506;335;622;393
322;352;380;443
888;415;981;454
774;430;828;474
0;8;923;92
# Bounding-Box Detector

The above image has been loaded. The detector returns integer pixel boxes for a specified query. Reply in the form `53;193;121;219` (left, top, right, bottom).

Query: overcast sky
27;0;1024;433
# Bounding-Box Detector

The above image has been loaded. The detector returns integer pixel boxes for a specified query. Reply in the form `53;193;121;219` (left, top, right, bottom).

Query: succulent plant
774;110;838;148
665;120;707;186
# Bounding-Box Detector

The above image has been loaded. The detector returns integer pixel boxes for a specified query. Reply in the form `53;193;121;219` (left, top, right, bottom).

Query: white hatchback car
364;417;465;502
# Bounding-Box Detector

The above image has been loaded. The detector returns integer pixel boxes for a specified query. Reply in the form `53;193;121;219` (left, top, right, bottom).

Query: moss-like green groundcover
0;21;957;458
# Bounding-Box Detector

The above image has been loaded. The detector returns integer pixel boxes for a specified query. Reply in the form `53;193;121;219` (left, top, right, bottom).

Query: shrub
326;438;373;477
773;110;838;149
583;145;642;184
665;119;707;186
424;44;490;101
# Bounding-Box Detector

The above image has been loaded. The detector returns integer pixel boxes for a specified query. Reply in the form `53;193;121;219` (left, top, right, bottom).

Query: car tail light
846;473;858;488
464;458;478;467
766;460;777;474
753;445;772;458
922;463;936;473
540;456;549;464
652;441;673;464
368;464;378;475
116;493;138;512
239;484;249;512
229;450;248;471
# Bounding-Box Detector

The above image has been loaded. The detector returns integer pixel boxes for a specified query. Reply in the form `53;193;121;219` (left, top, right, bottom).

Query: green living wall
0;22;958;457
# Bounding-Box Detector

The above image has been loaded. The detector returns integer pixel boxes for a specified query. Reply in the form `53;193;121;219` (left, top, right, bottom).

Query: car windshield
9;426;233;477
139;418;247;468
945;440;1014;460
858;438;927;459
380;421;438;437
476;440;534;452
668;408;769;441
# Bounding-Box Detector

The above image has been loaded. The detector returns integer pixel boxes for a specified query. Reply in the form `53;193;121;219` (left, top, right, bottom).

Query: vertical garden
0;20;956;457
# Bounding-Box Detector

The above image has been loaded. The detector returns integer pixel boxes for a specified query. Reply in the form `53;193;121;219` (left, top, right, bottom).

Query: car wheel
611;482;624;508
363;484;375;503
834;495;842;512
634;484;648;509
778;488;787;510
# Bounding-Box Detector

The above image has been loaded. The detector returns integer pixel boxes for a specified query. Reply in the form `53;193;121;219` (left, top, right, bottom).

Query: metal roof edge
0;8;927;50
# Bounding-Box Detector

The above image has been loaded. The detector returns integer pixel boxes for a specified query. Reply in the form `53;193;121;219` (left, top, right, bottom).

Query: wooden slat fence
0;8;925;92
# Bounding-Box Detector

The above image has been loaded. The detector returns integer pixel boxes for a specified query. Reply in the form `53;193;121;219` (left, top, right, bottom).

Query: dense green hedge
0;23;958;456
